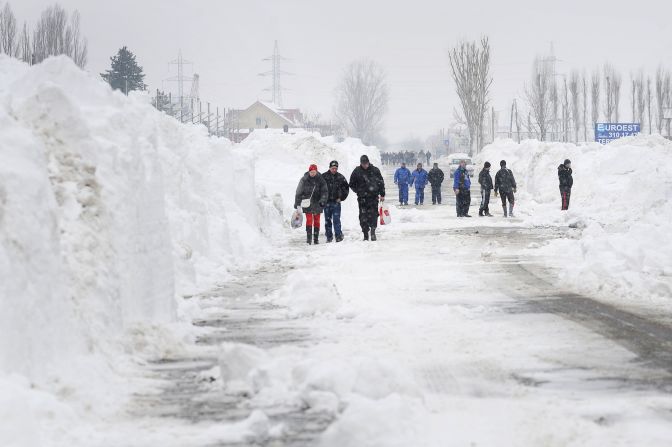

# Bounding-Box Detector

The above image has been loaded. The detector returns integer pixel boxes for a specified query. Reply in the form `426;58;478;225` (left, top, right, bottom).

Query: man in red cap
294;164;328;244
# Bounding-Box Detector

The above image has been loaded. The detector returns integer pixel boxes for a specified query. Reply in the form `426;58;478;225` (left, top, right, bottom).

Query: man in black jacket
322;160;350;242
494;160;517;218
427;163;445;205
558;159;573;210
349;155;386;241
478;161;494;217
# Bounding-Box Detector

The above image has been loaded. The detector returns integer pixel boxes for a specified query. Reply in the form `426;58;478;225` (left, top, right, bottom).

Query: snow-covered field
2;56;672;447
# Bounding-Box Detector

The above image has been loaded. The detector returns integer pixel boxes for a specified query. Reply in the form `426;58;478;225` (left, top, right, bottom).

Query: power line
258;40;291;107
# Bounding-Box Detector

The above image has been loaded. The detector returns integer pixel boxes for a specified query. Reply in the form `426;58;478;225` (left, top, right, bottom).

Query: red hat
309;164;318;171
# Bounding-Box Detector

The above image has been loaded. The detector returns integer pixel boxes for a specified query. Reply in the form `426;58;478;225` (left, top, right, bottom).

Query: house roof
252;101;297;126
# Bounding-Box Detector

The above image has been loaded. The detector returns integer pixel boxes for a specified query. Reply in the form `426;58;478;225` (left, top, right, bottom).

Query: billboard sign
594;123;640;144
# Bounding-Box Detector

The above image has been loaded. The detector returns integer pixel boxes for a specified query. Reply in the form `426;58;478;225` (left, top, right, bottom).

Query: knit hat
309;164;318;171
484;161;491;168
360;155;370;163
564;159;571;165
329;160;339;168
500;160;506;167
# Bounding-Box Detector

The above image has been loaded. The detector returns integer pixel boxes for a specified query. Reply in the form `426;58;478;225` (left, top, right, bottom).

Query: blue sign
595;123;640;144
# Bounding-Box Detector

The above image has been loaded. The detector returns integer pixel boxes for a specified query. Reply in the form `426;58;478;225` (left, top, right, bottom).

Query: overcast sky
15;0;672;143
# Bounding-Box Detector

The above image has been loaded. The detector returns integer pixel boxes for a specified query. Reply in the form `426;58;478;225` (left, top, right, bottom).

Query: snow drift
477;136;672;304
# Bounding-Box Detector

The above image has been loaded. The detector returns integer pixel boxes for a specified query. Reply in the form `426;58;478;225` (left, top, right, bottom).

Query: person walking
453;160;472;217
394;162;412;206
294;164;328;244
558;159;573;210
426;151;432;166
322;160;350;242
427;162;445;205
349;155;386;241
494;160;517;217
478;161;494;217
411;163;429;205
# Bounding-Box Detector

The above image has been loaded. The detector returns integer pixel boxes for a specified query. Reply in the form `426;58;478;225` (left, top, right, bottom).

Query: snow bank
0;55;280;440
477;136;672;304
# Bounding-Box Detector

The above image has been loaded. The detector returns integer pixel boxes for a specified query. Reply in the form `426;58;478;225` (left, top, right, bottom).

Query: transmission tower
259;40;290;107
166;50;194;102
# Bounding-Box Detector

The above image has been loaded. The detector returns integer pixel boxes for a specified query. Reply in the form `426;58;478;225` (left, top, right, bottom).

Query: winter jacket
294;172;328;213
453;167;471;190
494;168;517;194
427;167;445;187
411;169;429;188
349;164;386;200
394;167;412;185
478;168;493;190
322;170;350;202
558;164;573;190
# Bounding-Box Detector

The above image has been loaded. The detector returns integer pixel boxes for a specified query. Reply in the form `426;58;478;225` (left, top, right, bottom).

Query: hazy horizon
15;0;672;144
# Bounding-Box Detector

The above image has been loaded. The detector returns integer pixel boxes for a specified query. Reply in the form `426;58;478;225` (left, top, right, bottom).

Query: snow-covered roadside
0;56;283;445
475;137;672;308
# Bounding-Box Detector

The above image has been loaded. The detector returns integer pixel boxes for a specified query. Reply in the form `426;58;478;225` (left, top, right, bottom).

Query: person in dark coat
478;161;494;217
452;160;472;217
494;160;517;217
349;155;385;241
426;151;432;165
294;164;328;244
558;159;573;210
322;160;350;242
427;163;445;205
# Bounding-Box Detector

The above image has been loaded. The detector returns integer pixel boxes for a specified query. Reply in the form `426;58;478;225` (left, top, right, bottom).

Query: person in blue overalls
394;162;412;206
411;163;429;205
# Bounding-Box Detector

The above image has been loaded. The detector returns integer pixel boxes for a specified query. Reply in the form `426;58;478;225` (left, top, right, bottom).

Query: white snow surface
476;137;672;307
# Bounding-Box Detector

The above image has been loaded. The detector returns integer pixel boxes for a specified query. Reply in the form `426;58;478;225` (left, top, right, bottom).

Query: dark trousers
479;189;491;213
431;185;442;204
324;202;342;239
560;188;571;210
499;191;515;215
456;189;471;216
358;197;379;233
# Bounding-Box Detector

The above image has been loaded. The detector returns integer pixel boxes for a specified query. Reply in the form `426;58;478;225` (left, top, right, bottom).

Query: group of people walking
294;155;574;244
294;155;384;244
381;150;432;166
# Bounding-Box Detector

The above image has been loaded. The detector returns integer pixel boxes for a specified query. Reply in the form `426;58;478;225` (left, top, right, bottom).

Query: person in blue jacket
394;162;412;206
411;163;429;205
453;160;472;217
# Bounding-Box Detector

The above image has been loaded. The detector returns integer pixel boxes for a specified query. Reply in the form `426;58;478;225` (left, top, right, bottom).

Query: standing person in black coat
558;159;573;210
294;164;328;245
478;161;494;217
349;155;386;241
322;160;350;242
494;160;517;218
427;163;445;205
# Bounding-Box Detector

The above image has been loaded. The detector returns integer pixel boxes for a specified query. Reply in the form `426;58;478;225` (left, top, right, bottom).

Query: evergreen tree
101;46;146;94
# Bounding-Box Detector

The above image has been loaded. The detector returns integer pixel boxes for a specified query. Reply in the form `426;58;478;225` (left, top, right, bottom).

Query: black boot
306;227;312;244
363;231;369;241
370;229;377;241
478;209;484;217
313;227;319;244
502;206;508;217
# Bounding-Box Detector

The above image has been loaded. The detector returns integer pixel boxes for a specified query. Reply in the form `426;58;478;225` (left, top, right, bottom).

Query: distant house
229;101;303;142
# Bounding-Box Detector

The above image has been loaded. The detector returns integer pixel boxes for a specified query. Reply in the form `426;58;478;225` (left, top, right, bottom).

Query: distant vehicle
447;153;476;178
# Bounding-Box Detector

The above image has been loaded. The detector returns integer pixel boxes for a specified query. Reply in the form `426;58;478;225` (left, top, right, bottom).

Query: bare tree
635;72;646;128
0;3;17;55
655;66;670;133
32;4;87;68
613;71;622;122
524;56;554;141
334;59;388;145
582;74;588;142
591;70;601;129
646;76;653;134
631;75;636;122
568;71;580;143
15;21;30;62
448;37;492;154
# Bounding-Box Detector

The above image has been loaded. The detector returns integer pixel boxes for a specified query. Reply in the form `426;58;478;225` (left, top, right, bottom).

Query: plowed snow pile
477;137;672;305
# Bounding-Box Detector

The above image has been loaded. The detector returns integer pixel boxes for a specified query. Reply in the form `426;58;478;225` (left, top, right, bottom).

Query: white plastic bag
379;203;391;225
291;207;303;229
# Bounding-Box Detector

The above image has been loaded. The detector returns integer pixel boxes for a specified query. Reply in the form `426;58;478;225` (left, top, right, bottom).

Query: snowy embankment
0;55;282;443
477;136;672;305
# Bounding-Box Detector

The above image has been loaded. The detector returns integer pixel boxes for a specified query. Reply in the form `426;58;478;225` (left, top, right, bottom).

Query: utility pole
259;40;290;107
